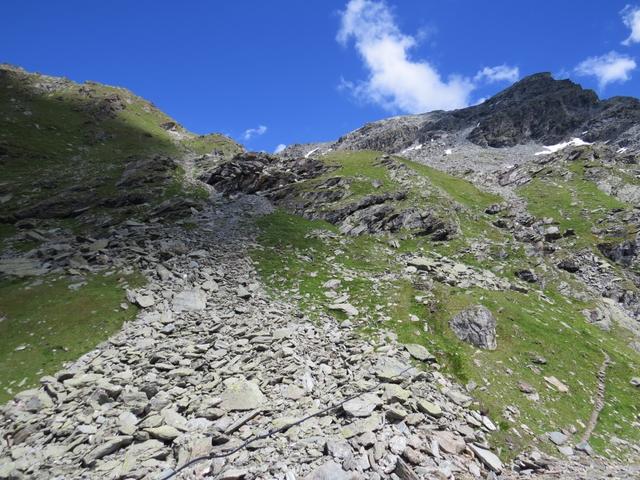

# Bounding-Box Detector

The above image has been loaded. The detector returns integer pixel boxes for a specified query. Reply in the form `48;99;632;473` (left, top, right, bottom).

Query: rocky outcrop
205;153;458;240
449;305;497;350
331;73;640;153
597;240;637;267
204;152;329;195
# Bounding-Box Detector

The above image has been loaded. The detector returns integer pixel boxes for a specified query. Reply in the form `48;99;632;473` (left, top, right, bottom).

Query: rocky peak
465;73;599;147
332;72;640;153
481;72;598;110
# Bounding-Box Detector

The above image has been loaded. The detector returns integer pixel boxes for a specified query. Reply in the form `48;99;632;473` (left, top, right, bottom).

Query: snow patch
444;148;452;155
617;147;628;154
534;138;592;156
304;147;319;158
402;143;423;154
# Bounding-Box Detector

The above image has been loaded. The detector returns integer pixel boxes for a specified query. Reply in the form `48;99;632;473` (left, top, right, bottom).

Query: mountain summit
325;72;640;155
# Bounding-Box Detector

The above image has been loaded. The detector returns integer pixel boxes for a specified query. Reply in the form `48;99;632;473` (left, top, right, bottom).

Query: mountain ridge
281;72;640;160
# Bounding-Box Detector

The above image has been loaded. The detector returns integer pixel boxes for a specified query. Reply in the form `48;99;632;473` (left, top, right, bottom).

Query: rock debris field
0;195;637;480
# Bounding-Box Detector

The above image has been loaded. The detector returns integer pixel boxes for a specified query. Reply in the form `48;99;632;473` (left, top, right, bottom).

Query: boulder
449;305;497;350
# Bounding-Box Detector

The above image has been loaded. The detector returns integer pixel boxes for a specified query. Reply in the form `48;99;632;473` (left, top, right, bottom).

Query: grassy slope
0;66;242;400
519;160;628;249
0;66;242;226
250;150;640;461
0;272;144;402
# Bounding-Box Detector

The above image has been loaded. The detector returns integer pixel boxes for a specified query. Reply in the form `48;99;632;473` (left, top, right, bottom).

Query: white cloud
337;0;517;114
242;125;267;141
274;143;287;153
575;51;636;89
622;5;640;45
474;65;520;84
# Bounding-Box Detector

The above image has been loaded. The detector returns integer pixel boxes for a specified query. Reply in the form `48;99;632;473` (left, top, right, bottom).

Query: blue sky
3;1;640;152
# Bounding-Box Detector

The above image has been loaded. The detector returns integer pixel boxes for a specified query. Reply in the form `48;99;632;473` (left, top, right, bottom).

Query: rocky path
0;195;510;480
580;353;611;445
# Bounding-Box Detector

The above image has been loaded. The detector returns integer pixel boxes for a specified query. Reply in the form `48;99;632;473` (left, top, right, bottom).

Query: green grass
390;283;640;459
401;159;501;211
0;67;235;226
252;211;396;318
293;150;402;204
251;208;640;461
0;272;143;403
181;133;243;157
519;162;629;248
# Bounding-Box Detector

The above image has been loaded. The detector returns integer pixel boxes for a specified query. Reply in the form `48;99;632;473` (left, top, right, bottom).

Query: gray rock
135;293;155;308
449;305;497;350
548;431;568;446
237;286;251;299
220;377;267;411
328;302;359;316
0;257;49;277
417;399;442;417
469;444;503;473
558;445;574;456
202;279;219;292
575;441;594;455
394;458;420;480
219;468;249;479
145;425;180;441
172;288;207;312
156;264;173;281
304;461;350;480
326;439;352;460
342;393;380;417
118;411;139;435
383;383;411;403
388;435;407;455
444;388;473;407
82;436;133;466
404;343;435;362
14;389;54;412
434;431;465;454
118;440;168;475
374;357;412;382
341;413;382;439
0;461;17;479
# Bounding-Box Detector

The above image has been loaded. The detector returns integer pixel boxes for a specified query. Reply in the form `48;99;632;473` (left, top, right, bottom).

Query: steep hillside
1;67;639;480
0;64;243;230
0;64;242;401
207;147;640;464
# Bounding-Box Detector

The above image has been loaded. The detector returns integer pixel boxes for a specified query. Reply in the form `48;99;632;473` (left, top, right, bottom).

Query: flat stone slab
304;461;350;480
341;413;382;439
220;377;267;411
405;343;435;362
417;399;442;417
374;357;413;382
327;302;359;316
342;393;381;417
172;288;207;312
0;258;49;277
469;444;503;473
548;431;568;445
544;376;569;393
